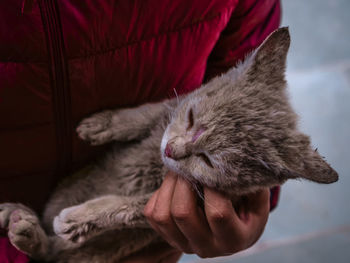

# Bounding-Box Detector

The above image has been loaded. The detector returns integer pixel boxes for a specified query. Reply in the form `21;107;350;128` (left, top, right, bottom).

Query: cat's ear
297;148;339;184
261;146;338;185
247;27;290;83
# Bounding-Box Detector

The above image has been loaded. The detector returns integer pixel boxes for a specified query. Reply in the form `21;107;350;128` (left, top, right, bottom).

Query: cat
0;27;338;262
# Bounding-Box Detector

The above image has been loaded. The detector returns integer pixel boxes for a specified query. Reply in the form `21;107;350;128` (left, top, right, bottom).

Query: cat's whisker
164;101;174;112
192;183;205;201
204;199;225;218
173;88;179;106
190;180;225;219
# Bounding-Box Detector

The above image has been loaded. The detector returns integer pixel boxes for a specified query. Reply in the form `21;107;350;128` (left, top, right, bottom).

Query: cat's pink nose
165;143;173;158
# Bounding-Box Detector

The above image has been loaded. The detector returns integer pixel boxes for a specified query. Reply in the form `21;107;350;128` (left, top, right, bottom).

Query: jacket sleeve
204;0;282;211
204;0;281;81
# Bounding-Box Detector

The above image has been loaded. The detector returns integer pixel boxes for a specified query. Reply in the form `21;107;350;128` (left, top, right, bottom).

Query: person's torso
0;0;236;211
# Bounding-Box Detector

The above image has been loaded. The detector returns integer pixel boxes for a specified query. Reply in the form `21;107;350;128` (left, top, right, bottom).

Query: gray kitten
0;28;338;262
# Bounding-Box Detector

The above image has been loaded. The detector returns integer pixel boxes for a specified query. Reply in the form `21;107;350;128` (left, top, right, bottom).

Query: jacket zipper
39;0;72;182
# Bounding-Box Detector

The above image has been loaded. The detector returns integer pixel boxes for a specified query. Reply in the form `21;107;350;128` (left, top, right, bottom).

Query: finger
236;189;270;229
143;189;159;218
204;187;245;251
171;177;213;257
119;242;182;263
247;189;270;217
240;189;270;247
143;190;164;236
149;173;191;252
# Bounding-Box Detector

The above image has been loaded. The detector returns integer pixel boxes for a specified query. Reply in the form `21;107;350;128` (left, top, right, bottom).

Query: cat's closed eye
196;153;213;168
187;108;194;130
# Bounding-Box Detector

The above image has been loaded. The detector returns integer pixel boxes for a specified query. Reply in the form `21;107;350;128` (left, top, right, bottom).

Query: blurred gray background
180;0;350;262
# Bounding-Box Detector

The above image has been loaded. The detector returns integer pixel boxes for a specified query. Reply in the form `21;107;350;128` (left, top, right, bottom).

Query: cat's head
161;27;338;195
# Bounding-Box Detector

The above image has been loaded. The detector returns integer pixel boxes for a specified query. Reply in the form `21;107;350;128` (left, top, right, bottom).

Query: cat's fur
0;28;338;262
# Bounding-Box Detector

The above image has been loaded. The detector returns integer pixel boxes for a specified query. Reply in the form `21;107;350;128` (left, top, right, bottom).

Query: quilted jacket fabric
0;0;280;221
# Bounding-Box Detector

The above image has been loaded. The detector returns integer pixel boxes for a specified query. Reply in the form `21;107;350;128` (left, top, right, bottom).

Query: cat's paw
76;111;113;145
53;205;101;243
0;203;32;229
7;209;48;256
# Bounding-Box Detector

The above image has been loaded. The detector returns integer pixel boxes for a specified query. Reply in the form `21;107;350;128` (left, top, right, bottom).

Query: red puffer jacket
0;0;280;258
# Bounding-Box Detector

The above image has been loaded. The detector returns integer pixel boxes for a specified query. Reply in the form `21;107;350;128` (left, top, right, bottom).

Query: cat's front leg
53;194;151;243
0;203;49;259
77;100;175;145
76;110;114;145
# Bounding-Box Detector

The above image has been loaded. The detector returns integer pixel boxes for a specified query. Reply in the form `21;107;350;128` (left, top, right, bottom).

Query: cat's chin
162;155;185;176
161;155;198;184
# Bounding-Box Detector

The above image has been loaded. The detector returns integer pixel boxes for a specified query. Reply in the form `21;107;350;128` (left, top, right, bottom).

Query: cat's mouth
162;151;217;188
161;128;213;188
162;153;187;176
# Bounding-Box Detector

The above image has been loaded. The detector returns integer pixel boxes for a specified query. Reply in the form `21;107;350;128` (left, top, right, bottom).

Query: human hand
119;241;181;263
143;172;270;258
